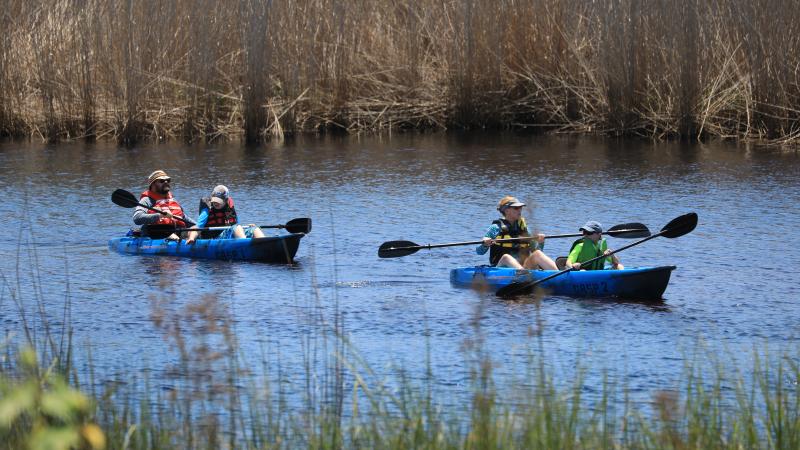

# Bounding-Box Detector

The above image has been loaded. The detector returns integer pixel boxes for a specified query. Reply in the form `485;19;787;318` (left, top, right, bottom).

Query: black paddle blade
285;218;312;234
495;282;534;298
606;222;651;238
378;240;420;258
140;224;178;239
661;212;698;238
111;189;140;208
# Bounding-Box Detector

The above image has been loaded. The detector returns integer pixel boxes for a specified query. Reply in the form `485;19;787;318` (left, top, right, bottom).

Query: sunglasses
156;178;171;184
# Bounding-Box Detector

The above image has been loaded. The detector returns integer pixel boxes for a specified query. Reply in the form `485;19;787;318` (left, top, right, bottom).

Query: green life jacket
567;237;610;271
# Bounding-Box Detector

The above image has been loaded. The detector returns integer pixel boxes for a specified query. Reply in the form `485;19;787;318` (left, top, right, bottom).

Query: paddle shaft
111;188;195;227
386;228;647;252
175;224;294;232
529;232;663;287
495;212;698;297
489;213;696;298
115;190;312;234
138;203;196;227
396;237;532;251
176;217;311;234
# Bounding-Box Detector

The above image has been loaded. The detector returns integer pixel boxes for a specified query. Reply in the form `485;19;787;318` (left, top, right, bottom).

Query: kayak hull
108;234;304;263
450;265;676;299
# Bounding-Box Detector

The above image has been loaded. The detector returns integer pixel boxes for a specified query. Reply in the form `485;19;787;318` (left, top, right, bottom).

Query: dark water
1;134;799;409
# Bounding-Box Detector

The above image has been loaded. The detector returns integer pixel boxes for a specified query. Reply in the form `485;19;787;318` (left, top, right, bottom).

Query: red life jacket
140;190;187;227
200;197;238;227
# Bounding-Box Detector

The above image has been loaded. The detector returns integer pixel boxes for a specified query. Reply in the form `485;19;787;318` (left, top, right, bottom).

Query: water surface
1;133;798;409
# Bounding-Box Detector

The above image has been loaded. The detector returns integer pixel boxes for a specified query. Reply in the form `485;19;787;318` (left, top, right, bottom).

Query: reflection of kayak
450;265;676;299
108;234;304;263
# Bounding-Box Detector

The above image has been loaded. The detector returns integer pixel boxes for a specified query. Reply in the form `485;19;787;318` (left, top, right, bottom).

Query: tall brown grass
0;0;798;144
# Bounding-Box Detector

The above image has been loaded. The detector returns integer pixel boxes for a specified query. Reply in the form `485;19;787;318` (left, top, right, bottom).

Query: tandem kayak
108;233;304;263
450;265;676;299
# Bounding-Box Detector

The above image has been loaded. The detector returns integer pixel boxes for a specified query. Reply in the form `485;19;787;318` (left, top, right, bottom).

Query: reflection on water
1;133;799;410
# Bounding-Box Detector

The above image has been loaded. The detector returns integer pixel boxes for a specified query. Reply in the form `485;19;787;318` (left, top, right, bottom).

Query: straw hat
147;170;170;186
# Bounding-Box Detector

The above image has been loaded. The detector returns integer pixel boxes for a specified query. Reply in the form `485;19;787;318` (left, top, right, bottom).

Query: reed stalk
3;228;800;449
2;267;800;448
0;0;798;145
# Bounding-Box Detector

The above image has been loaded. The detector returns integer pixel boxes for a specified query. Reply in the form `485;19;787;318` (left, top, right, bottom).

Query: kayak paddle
175;217;312;234
378;222;651;258
112;189;311;233
111;188;197;226
495;212;698;299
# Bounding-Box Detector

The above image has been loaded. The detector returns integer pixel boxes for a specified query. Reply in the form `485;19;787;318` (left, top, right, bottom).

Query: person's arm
178;208;195;228
185;209;209;244
566;241;583;270
476;224;501;255
606;250;623;269
599;239;623;269
531;233;545;251
132;198;164;225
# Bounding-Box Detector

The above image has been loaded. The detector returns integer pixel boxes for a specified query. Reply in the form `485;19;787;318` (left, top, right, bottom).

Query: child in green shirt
565;221;624;270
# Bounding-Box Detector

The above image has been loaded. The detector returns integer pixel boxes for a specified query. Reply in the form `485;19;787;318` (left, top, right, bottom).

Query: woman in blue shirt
476;196;558;270
185;185;265;244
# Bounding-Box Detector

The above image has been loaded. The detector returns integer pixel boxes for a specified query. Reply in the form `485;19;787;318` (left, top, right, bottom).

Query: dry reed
0;0;798;145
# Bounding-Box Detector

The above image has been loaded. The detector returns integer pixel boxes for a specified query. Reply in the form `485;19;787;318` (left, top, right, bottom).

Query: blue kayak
450;265;676;299
108;233;304;263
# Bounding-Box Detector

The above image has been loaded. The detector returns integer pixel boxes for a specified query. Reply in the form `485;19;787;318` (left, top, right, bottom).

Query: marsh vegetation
1;0;798;144
2;278;799;449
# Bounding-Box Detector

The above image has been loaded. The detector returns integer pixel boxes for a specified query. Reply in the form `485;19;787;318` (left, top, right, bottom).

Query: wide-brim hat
148;170;170;186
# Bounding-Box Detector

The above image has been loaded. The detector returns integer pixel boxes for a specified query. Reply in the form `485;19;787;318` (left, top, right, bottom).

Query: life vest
199;197;238;227
489;217;530;266
139;190;187;227
567;237;609;270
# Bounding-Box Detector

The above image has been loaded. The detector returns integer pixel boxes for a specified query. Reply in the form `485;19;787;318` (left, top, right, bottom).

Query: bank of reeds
2;270;800;448
0;0;798;145
3;312;800;448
